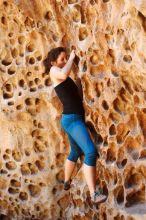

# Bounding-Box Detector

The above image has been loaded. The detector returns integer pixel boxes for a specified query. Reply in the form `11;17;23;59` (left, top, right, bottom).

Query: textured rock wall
0;0;146;219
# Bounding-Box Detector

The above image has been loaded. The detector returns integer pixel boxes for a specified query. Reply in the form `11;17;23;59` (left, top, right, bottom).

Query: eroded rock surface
0;0;146;219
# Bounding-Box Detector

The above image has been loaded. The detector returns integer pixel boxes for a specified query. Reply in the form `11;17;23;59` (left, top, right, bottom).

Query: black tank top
54;77;85;115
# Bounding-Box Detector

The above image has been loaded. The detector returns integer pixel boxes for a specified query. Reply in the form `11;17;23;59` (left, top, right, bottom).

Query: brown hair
43;47;66;72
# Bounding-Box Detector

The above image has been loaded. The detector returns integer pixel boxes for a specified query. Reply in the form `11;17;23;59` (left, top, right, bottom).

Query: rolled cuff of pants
68;151;80;162
84;152;97;166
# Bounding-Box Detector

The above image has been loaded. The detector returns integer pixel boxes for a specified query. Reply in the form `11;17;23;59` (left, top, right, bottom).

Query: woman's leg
65;116;98;195
65;133;83;182
64;159;76;182
61;114;106;202
83;164;96;195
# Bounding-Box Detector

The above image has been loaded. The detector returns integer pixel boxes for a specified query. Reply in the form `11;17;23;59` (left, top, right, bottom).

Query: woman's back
54;77;85;115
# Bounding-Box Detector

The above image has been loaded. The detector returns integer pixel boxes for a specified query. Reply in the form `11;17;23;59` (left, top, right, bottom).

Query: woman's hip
61;113;84;131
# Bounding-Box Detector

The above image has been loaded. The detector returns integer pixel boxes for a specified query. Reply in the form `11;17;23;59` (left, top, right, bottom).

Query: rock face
0;0;146;219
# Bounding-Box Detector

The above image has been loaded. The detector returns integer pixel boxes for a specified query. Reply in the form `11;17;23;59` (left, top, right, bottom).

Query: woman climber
43;47;107;204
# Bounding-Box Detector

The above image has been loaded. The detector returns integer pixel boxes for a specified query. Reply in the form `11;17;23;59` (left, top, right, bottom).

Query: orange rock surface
0;0;146;219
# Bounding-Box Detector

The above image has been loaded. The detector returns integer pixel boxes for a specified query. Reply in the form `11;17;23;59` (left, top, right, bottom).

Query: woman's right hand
70;50;76;60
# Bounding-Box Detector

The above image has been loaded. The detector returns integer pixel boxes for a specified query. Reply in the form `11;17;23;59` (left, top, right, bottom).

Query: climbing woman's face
55;52;67;68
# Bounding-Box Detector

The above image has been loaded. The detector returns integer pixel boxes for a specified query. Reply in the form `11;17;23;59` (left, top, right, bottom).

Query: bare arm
50;50;75;80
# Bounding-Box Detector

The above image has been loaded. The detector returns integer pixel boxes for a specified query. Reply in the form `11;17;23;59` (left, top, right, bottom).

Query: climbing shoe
64;180;71;190
91;189;107;204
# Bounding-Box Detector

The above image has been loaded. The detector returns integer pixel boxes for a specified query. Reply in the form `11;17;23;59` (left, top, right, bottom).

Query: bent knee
84;149;97;166
86;147;97;156
68;150;82;162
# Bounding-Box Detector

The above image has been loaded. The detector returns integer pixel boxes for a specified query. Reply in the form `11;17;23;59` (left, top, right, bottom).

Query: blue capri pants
61;114;97;166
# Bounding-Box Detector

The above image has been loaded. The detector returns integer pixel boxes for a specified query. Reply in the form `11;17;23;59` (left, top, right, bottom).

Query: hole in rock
34;78;41;85
79;27;88;40
38;123;44;129
56;153;65;167
1;16;7;25
10;179;21;187
19;192;28;200
117;158;127;169
18;79;25;87
108;49;115;62
114;186;124;204
44;78;51;86
3;93;13;99
111;71;119;77
139;150;146;159
73;54;80;66
138;12;146;32
26;43;35;52
68;0;78;3
36;55;42;61
52;187;57;195
82;61;87;72
3;154;9;160
35;205;40;211
8;187;19;194
18;36;25;45
95;83;101;97
103;137;108;146
121;158;127;167
114;214;125;220
25;98;33;105
56;170;64;182
18;92;22;96
27;71;32;77
122;78;133;95
124;172;142;188
45;10;53;20
80;7;86;24
3;1;8;6
8;101;14;106
113;98;123;114
98;134;103;145
30;87;37;92
2;59;11;66
5;149;11;154
102;100;109;110
125;186;145;207
29;57;35;65
5;84;12;92
35;98;41;105
103;0;110;2
16;105;23;110
123;55;132;63
8;67;16;75
106;146;116;163
1;169;8;174
109;112;121;123
109;124;116;135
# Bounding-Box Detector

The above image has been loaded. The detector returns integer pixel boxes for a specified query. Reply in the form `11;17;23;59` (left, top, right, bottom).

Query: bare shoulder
50;66;64;86
50;66;56;72
50;66;58;79
50;66;60;74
